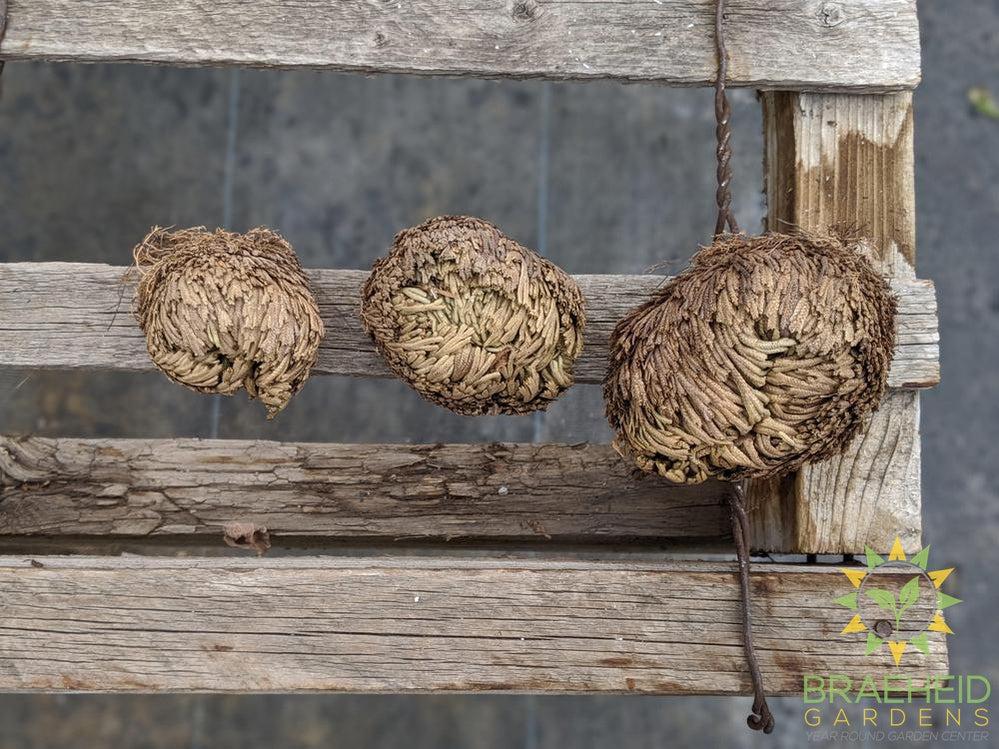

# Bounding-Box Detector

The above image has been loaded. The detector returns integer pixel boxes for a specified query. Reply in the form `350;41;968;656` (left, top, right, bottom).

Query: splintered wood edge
0;265;940;390
0;0;921;91
0;555;948;694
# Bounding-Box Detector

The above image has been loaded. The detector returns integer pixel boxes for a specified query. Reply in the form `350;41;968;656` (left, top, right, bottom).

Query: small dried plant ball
132;226;324;418
361;215;585;416
604;233;897;484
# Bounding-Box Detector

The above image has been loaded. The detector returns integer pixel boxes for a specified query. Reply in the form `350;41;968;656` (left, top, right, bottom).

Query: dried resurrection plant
604;232;897;484
132;226;324;418
361;215;585;415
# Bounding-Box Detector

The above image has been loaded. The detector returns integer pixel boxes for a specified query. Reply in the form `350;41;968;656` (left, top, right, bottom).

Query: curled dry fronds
604;232;897;484
132;226;324;418
361;215;585;415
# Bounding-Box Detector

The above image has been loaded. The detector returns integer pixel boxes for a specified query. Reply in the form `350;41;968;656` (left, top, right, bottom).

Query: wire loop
728;483;775;733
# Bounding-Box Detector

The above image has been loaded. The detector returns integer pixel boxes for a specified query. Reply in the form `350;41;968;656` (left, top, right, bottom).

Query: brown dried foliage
604;233;897;484
132;226;324;418
361;216;585;415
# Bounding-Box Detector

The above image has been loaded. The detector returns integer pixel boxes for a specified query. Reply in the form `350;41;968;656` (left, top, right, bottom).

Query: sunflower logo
836;537;961;665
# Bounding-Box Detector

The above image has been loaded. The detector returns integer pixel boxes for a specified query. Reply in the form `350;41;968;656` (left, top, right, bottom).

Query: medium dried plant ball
604;232;897;484
361;215;585;415
132;226;324;418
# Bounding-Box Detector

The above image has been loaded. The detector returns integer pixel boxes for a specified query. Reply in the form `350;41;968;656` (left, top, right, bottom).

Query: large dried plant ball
361;216;585;416
133;226;324;418
604;233;897;484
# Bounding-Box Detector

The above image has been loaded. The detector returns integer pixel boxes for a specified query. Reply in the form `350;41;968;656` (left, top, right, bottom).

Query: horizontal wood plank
0;555;948;693
0;437;727;544
0;263;940;389
0;0;921;91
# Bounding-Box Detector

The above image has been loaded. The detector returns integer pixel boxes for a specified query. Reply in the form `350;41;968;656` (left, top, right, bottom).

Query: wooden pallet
0;0;944;694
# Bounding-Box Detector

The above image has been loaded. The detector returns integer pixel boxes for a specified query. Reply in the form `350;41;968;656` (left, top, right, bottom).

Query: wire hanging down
714;0;774;734
728;484;775;733
0;0;8;88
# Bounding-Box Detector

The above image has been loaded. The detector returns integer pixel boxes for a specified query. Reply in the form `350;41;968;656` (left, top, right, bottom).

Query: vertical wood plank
752;92;921;553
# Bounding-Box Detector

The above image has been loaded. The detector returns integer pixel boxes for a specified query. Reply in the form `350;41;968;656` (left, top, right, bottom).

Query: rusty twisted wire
714;0;773;733
728;483;775;733
0;0;8;90
713;0;740;237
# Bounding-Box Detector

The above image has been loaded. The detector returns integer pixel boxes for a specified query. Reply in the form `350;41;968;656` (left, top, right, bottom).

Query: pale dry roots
604;232;897;484
132;226;324;418
361;216;585;415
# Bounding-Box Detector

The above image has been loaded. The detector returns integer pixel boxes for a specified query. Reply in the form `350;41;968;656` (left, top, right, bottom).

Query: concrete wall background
0;1;997;746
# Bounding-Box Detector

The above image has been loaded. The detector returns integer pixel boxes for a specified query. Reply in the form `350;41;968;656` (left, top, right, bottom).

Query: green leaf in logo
866;588;897;613
835;592;859;610
910;545;930;570
865;631;884;655
865;547;886;570
937;592;962;610
911;632;930;655
898;576;921;614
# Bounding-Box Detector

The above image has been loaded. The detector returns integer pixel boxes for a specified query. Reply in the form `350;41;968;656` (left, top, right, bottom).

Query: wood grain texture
0;0;921;91
0;437;728;543
0;264;939;390
753;92;924;553
0;555;948;693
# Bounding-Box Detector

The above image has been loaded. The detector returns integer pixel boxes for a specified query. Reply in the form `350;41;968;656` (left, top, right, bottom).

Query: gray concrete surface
0;1;997;746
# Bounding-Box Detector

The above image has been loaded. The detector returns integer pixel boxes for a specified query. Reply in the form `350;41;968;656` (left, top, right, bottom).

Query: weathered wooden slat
0;436;728;544
0;0;921;91
0;555;948;693
752;91;924;553
0;264;940;390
